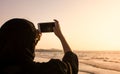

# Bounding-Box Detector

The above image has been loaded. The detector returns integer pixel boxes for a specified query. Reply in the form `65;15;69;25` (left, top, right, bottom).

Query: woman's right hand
53;19;63;39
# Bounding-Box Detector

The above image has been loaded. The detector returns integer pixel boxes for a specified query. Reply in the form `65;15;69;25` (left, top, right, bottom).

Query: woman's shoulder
33;59;67;74
33;51;78;74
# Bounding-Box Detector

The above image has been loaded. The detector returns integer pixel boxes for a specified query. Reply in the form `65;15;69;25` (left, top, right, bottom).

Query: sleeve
62;51;78;74
32;51;78;74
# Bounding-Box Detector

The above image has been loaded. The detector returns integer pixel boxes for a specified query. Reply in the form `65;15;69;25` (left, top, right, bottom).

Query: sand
79;60;120;74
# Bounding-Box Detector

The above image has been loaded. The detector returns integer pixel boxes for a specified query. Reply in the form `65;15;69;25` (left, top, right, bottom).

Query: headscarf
0;18;38;64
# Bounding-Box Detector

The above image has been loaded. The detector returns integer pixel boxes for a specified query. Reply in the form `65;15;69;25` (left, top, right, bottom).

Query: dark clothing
1;51;78;74
0;19;78;74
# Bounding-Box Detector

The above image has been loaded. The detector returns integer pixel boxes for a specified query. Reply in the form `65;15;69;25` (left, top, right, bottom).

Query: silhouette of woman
0;18;78;74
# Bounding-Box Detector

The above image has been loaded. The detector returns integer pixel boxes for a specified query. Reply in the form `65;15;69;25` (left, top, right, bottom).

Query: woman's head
0;18;40;63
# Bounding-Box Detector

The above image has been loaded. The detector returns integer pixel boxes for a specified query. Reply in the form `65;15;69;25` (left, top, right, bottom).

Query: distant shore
35;49;62;52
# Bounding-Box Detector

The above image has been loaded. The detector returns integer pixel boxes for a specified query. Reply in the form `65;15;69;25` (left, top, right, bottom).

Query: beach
34;50;120;74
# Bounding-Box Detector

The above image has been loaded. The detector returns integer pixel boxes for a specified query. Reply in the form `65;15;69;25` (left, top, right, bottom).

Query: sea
34;49;120;74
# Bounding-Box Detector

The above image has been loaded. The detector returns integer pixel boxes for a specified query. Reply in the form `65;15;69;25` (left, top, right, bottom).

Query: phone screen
38;22;55;33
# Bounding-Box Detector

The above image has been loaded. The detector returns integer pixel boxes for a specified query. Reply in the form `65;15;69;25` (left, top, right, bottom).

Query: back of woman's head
0;18;37;63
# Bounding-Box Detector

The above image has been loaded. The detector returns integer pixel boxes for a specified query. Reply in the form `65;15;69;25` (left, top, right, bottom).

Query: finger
53;19;58;22
54;19;59;25
39;33;42;37
54;19;60;28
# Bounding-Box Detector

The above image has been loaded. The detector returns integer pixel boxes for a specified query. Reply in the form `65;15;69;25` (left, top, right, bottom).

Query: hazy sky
1;0;120;51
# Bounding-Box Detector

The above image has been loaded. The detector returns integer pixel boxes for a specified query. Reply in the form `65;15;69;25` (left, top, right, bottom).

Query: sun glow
1;0;120;51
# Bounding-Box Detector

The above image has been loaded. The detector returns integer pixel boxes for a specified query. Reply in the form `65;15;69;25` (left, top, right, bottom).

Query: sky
0;0;120;51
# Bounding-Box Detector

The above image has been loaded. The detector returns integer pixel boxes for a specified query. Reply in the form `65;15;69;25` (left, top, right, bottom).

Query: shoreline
35;50;120;74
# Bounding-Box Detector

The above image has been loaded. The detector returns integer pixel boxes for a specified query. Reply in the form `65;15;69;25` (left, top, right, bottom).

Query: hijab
0;18;37;64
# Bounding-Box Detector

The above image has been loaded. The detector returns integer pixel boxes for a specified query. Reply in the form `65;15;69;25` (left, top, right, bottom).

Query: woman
0;18;78;74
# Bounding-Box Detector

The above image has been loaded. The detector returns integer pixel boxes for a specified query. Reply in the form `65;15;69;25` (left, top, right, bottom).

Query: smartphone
38;22;55;33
